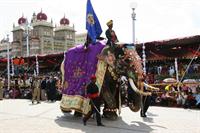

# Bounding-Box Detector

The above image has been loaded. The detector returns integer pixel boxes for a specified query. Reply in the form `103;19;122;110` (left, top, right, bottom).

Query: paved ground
0;99;200;133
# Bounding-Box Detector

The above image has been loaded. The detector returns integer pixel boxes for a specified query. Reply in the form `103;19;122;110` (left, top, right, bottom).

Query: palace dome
18;16;26;25
37;11;47;21
60;16;70;25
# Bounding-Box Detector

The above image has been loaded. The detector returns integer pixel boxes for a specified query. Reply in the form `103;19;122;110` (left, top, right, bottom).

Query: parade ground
0;99;199;133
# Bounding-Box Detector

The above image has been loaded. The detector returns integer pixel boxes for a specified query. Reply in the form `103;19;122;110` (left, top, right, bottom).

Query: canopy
136;35;200;61
163;78;177;83
183;79;197;83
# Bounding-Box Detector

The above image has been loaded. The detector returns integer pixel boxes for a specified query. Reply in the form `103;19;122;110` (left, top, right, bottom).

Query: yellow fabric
106;20;113;26
165;85;171;91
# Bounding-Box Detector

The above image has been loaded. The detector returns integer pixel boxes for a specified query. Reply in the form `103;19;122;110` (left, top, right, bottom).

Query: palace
12;10;76;57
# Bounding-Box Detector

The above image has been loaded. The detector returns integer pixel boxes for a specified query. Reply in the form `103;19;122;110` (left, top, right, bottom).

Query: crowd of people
0;73;63;103
148;63;200;77
149;84;200;109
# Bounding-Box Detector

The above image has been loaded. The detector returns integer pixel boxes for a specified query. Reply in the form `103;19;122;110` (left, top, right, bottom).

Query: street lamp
130;2;137;43
36;54;39;75
24;19;32;57
6;34;10;90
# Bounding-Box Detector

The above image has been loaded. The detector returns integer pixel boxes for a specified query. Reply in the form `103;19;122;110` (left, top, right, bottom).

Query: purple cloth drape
63;42;105;96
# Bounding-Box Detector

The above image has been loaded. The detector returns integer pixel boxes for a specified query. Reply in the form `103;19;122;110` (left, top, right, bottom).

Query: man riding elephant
60;40;158;120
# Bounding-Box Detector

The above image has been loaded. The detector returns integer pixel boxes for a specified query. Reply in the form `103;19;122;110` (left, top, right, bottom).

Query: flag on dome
86;0;102;43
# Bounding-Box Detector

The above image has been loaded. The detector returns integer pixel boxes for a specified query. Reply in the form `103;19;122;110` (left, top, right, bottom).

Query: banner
96;60;107;92
60;94;91;115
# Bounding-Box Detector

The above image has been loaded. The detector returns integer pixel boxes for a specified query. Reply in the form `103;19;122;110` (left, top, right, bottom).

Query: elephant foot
103;108;118;121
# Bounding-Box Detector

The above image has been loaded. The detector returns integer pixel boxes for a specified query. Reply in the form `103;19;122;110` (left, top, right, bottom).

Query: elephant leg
102;87;119;120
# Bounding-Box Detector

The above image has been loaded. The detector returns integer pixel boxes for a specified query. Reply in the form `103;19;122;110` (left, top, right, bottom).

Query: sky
0;0;200;43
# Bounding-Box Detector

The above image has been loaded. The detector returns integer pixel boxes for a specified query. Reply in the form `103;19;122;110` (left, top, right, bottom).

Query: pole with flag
86;0;102;45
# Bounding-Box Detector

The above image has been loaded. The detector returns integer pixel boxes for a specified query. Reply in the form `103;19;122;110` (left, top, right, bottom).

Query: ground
0;99;200;133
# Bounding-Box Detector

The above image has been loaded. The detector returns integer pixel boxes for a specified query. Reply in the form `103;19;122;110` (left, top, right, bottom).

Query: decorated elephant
60;41;151;120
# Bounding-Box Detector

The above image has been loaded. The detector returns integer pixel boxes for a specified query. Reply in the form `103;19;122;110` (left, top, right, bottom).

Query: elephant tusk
128;78;151;96
128;78;139;92
143;82;160;91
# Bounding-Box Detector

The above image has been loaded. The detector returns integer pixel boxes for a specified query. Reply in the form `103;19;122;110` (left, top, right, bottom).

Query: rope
179;44;200;82
174;44;200;93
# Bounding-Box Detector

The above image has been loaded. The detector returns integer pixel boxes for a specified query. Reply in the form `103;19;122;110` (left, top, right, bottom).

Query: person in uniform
32;76;41;104
140;89;152;117
83;75;104;126
141;81;159;117
105;20;118;46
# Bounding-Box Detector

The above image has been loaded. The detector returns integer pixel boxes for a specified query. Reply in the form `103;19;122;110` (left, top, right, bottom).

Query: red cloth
87;93;99;99
13;58;24;65
187;95;195;100
90;75;96;80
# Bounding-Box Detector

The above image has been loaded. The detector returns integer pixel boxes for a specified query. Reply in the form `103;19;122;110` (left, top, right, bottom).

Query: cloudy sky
0;0;200;43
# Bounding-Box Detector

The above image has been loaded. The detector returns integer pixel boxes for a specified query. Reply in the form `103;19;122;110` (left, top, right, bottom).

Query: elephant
60;41;152;120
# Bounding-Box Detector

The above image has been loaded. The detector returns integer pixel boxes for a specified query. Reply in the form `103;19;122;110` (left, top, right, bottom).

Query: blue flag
86;0;102;43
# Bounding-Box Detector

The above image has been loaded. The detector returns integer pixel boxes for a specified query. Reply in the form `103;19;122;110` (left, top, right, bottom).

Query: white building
0;38;10;58
75;33;87;45
12;11;76;57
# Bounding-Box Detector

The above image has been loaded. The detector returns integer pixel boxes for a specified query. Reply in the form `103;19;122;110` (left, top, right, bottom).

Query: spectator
184;92;196;109
41;76;47;101
165;84;175;92
46;77;51;101
160;91;168;106
176;91;187;107
181;84;189;92
0;77;3;100
48;76;57;102
32;76;41;104
193;92;200;108
157;65;162;75
169;66;175;77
